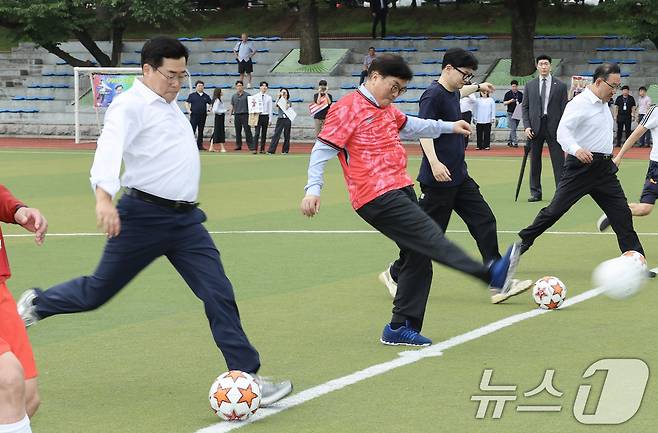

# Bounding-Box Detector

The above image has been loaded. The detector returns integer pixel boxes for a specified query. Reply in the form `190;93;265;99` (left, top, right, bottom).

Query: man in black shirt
379;48;532;310
614;85;636;147
503;80;523;147
312;80;333;137
185;80;212;150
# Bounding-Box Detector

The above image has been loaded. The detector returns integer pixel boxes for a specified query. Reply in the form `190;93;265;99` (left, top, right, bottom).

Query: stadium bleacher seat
441;35;456;40
27;84;70;88
341;84;358;89
121;61;140;65
604;35;622;39
42;72;73;76
177;37;202;42
11;96;55;101
588;59;638;64
0;108;39;113
534;35;546;39
432;48;447;52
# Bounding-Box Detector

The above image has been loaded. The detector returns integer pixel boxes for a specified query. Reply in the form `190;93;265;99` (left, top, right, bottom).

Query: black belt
591;152;613;160
125;188;198;212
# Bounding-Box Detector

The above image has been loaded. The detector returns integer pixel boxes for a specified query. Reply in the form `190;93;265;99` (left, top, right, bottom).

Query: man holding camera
312;80;333;137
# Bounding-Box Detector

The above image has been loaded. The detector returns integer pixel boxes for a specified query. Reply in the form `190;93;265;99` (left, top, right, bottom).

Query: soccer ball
532;276;567;310
593;256;647;300
621;250;647;272
209;370;261;421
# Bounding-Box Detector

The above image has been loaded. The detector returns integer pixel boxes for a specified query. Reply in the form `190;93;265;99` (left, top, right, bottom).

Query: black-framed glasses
454;66;475;82
391;83;408;96
154;67;189;83
602;80;621;90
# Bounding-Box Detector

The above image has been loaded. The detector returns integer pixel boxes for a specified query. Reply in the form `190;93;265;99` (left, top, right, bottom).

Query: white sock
0;415;32;433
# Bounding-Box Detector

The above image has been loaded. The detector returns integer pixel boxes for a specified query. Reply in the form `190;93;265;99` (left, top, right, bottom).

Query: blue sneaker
380;322;432;347
488;242;521;295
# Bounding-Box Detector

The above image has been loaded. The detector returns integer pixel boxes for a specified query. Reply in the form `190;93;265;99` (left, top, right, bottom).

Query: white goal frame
73;67;142;143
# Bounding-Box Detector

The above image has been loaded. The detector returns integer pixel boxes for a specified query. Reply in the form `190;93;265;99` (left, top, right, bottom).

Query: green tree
605;0;658;49
0;0;189;67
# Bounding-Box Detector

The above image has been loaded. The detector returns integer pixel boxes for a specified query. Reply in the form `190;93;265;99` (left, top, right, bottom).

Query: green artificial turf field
2;148;656;433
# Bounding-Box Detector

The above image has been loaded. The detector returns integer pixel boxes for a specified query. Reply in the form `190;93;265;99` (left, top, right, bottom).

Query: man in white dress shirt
254;81;273;154
518;63;644;257
16;36;292;405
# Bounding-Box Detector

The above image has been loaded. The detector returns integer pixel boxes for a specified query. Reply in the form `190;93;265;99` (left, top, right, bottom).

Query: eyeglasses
154;67;189;83
454;67;474;82
602;80;621;90
390;83;407;96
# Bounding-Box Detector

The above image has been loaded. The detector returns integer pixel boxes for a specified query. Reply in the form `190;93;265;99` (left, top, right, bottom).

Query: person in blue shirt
379;48;532;306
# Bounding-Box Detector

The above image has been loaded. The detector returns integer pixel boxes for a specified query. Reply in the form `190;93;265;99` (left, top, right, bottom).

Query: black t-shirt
503;90;523;113
186;92;212;115
417;81;468;188
614;95;636;118
313;92;333;120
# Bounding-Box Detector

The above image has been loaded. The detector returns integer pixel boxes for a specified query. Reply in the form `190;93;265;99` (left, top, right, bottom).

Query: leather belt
125;188;198;212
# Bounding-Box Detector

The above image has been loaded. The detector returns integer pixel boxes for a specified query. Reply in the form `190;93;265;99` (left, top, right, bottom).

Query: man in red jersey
0;185;47;433
301;54;521;346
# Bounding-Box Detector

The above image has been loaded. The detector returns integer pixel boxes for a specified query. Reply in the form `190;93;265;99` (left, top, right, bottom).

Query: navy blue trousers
34;193;261;373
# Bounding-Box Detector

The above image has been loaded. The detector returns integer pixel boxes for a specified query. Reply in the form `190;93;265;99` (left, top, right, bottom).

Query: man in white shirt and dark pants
16;37;292;405
254;81;273;154
518;63;644;257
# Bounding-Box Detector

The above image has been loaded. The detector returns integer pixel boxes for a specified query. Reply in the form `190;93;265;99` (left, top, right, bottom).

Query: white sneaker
490;279;533;304
17;289;40;327
597;214;611;232
253;375;292;407
378;263;397;298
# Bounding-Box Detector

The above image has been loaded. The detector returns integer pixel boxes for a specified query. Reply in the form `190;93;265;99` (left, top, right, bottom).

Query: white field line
194;282;619;433
5;229;658;238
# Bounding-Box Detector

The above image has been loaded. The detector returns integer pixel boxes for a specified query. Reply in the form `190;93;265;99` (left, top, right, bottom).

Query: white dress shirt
259;92;273;122
90;78;200;202
473;96;496;123
539;74;552;115
557;87;614;156
212;98;226;114
460;93;476;113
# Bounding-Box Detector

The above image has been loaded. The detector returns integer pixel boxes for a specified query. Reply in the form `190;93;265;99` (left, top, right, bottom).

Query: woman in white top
473;90;496;150
267;88;293;154
209;88;226;152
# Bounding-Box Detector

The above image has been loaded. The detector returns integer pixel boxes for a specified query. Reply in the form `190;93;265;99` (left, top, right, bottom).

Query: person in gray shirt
227;80;254;152
233;33;256;88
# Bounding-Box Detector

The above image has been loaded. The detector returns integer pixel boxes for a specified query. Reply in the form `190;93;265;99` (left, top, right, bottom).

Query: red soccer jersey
317;90;412;210
0;185;24;283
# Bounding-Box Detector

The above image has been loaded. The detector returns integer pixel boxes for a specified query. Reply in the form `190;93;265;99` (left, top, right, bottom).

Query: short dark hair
260;81;268;87
368;54;413;80
621;85;629;91
592;62;621;82
280;87;291;99
235;80;244;86
536;54;552;64
319;79;328;86
368;46;375;50
510;80;519;86
441;48;478;71
194;80;204;86
639;86;647;91
141;36;189;68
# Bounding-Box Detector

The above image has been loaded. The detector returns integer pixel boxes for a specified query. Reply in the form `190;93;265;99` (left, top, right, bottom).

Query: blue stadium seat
432;48;447;52
289;98;303;103
534;35;546;39
178;37;202;42
471;35;489;40
467;47;479;52
341;84;358;89
422;60;441;64
441;35;457;40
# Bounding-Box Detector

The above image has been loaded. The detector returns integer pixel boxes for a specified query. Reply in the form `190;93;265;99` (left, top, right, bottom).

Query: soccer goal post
73;67;142;144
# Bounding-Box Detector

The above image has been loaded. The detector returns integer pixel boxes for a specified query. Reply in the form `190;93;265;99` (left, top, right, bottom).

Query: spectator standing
268;88;293;154
209;88;227;153
503;80;523;147
185;80;212;151
637;86;653;147
233;33;256;89
254;81;273;154
228;80;254;152
312;80;333;137
360;47;377;85
613;85;636;147
460;92;476;147
474;90;496;150
521;54;568;202
370;0;389;39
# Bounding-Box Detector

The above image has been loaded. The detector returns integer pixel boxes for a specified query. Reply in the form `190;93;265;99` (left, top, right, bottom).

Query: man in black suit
370;0;389;39
521;54;568;202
